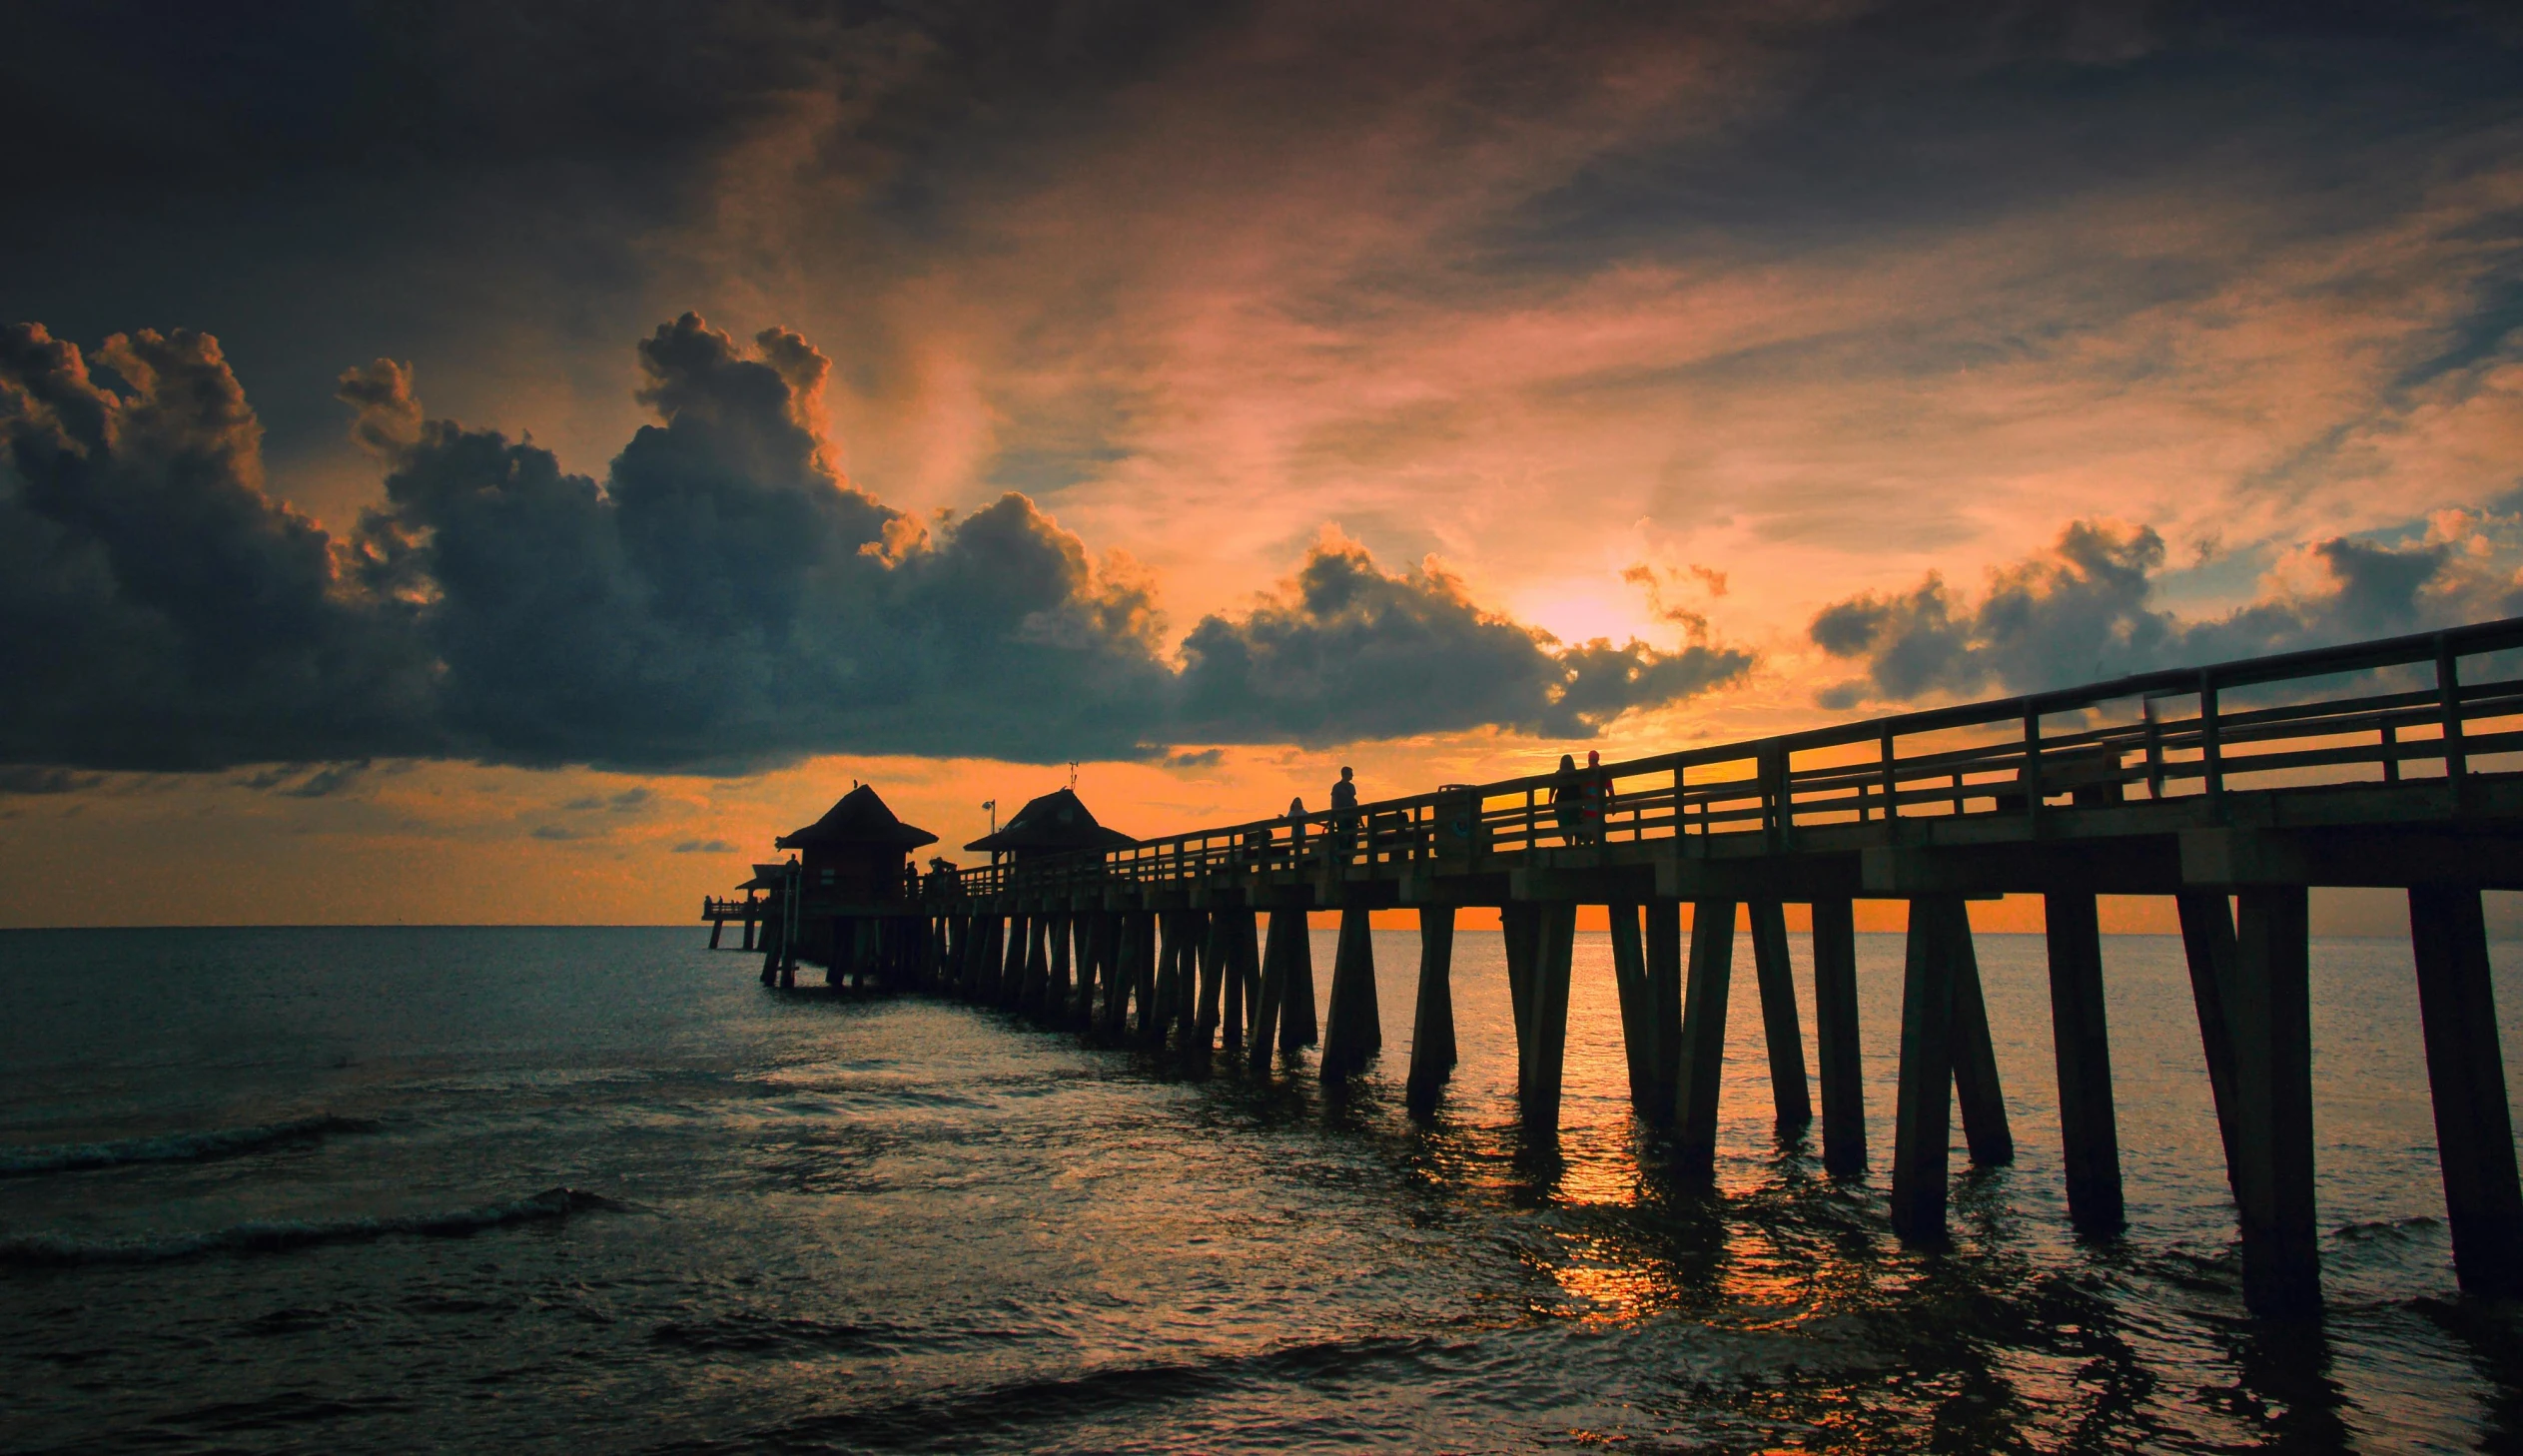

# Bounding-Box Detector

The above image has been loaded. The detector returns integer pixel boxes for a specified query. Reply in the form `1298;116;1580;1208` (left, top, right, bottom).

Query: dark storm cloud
1808;519;2492;704
0;316;1747;774
0;323;437;771
1177;541;1753;744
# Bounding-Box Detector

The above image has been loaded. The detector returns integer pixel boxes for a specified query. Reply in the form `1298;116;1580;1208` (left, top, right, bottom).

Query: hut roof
736;863;788;891
775;784;939;852
965;787;1136;854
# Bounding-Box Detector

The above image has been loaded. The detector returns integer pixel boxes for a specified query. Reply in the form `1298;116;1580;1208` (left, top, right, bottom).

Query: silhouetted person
1329;767;1358;858
1581;749;1611;844
1284;796;1307;864
1551;753;1582;845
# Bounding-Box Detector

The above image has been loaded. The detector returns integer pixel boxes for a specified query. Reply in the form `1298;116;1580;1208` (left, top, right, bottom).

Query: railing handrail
932;615;2523;898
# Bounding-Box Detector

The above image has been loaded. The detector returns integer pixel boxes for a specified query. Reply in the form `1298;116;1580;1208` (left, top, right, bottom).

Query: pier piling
1674;899;1737;1179
2408;883;2523;1299
1749;899;1813;1132
1811;896;1866;1176
1404;906;1457;1114
2045;891;2123;1232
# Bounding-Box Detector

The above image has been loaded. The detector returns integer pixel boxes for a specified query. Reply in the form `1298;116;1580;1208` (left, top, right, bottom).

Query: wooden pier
726;618;2523;1318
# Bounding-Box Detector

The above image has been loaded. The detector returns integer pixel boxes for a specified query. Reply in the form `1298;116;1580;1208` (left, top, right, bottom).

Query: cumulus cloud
0;323;437;771
1809;517;2515;704
1178;538;1752;743
1;316;1750;775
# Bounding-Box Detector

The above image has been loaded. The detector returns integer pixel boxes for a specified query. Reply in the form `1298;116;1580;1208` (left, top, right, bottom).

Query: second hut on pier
966;788;1136;886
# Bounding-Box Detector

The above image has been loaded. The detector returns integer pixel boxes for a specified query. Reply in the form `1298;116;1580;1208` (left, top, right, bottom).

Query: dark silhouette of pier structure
714;619;2523;1318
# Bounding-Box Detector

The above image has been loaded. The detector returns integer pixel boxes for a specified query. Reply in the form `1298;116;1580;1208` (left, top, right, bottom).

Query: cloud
1809;516;2514;703
672;839;737;854
0;766;101;795
0;324;438;771
530;825;591;842
1177;537;1752;743
2;316;1750;776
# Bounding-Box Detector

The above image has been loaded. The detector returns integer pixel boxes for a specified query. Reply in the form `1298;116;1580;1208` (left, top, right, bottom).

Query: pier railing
955;617;2523;899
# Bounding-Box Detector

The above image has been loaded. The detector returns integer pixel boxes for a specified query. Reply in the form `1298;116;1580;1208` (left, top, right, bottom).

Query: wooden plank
1405;905;1457;1115
2228;885;2320;1317
1891;895;1962;1242
1674;899;1737;1181
1949;916;2015;1167
2407;884;2523;1298
2044;891;2123;1232
1521;902;1577;1133
1748;899;1813;1130
1811;896;1866;1176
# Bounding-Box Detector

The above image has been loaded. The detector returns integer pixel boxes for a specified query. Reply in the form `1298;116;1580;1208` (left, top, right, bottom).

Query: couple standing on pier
1282;754;1610;855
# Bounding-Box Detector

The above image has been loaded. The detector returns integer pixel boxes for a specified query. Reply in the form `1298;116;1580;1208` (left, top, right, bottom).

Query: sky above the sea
4;1;2522;926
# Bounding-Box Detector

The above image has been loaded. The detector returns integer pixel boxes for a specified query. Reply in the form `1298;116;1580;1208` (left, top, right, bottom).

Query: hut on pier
966;788;1135;887
763;784;938;983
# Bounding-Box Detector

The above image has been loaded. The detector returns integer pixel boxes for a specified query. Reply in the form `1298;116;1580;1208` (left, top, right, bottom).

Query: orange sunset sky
3;3;2521;930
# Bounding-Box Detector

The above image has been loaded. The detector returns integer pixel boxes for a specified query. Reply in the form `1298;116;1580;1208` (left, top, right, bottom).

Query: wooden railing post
2439;633;2467;811
1879;724;1898;824
2022;701;2044;828
2200;669;2224;820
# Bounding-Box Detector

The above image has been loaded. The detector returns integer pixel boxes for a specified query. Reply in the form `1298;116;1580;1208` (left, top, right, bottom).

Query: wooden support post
2407;885;2523;1298
1608;903;1657;1119
1282;912;1319;1048
991;914;1020;1007
1018;916;1047;1013
1150;912;1182;1044
1502;902;1540;1056
1222;911;1248;1052
2175;891;2244;1188
1643;900;1684;1128
759;907;783;986
1519;902;1578;1133
1272;910;1312;1054
1674;899;1737;1180
1320;906;1381;1083
1229;909;1264;1057
742;907;758;953
1405;906;1457;1115
1748;899;1813;1131
709;914;724;950
1190;911;1223;1054
1252;910;1289;1073
1074;916;1100;1031
1892;895;1964;1242
1133;913;1163;1044
2045;891;2124;1232
1811;897;1866;1177
1047;914;1072;1022
2228;886;2320;1317
1097;914;1130;1034
1111;912;1145;1039
1949;917;2014;1167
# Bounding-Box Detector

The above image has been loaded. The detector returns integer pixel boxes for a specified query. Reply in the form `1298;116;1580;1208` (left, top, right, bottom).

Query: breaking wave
0;1115;377;1177
0;1186;618;1267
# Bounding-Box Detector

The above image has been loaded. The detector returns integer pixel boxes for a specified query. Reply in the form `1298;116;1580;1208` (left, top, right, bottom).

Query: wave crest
0;1114;377;1177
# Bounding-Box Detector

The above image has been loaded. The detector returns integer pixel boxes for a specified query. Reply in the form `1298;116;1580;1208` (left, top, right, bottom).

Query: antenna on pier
1068;760;1078;791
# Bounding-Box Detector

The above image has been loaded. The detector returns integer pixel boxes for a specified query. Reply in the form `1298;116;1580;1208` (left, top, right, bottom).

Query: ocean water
2;924;2519;1453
